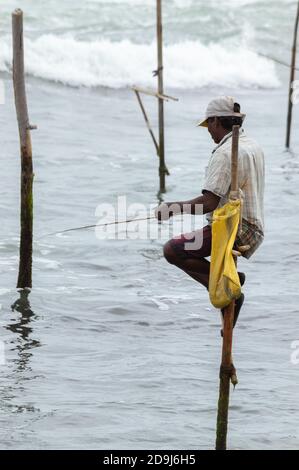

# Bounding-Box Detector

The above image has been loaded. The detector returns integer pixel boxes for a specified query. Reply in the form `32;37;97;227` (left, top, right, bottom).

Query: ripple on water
71;262;113;272
107;307;133;315
34;257;61;270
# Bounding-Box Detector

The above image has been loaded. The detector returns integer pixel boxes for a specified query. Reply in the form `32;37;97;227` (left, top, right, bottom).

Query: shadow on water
6;288;41;373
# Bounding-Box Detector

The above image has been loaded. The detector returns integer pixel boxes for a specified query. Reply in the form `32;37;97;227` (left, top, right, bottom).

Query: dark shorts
168;220;263;261
169;225;212;261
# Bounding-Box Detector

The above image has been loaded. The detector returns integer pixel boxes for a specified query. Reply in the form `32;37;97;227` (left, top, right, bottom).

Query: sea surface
0;0;299;450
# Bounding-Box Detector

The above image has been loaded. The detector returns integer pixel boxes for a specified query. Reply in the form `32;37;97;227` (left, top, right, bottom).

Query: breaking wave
0;34;280;90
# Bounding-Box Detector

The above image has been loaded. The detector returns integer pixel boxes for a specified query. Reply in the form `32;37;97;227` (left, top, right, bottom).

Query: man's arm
156;191;220;220
179;191;220;215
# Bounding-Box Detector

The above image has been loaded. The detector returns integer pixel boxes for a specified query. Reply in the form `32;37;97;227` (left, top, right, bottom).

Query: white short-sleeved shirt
203;129;265;236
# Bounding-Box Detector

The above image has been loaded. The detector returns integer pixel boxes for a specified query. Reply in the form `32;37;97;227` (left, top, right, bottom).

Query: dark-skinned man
155;96;265;329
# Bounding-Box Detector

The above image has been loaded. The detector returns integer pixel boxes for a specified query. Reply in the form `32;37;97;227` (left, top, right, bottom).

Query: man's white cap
197;96;246;128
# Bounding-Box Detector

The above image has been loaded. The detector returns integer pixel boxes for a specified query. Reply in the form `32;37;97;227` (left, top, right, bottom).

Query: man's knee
163;241;180;265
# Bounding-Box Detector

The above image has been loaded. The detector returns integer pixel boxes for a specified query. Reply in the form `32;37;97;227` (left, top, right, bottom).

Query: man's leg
163;226;246;290
182;258;211;289
163;226;246;334
163;226;213;290
164;245;210;289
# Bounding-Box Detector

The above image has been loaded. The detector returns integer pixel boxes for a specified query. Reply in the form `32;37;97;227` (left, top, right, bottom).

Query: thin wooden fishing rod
215;126;240;451
40;216;156;239
286;0;299;149
12;9;37;288
156;0;167;193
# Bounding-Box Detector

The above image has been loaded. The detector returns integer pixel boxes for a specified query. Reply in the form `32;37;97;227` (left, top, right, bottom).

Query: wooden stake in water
156;0;167;193
132;86;175;182
215;126;240;451
12;9;37;288
286;0;299;149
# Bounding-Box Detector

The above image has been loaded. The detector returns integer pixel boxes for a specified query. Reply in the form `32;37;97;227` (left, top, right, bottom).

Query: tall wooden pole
215;126;240;450
156;0;166;193
12;9;35;288
286;0;299;149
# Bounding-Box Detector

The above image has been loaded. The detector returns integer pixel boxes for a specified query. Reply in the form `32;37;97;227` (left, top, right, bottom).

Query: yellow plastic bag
209;199;241;309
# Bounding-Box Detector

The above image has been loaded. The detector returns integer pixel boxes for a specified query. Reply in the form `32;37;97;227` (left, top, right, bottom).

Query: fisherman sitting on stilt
155;96;265;329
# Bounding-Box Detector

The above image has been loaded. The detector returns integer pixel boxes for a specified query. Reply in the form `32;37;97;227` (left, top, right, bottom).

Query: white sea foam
0;34;280;90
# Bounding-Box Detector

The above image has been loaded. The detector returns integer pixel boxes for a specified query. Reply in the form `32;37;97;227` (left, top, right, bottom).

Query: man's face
207;117;222;144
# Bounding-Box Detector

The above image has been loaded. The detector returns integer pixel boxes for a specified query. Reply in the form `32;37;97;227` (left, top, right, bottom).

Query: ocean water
0;0;292;88
0;0;299;450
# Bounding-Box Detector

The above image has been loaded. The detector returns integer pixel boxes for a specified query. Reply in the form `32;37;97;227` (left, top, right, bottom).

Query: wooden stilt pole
215;126;240;450
134;89;160;156
286;0;299;149
132;86;174;177
156;0;167;193
12;9;36;288
132;4;176;193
